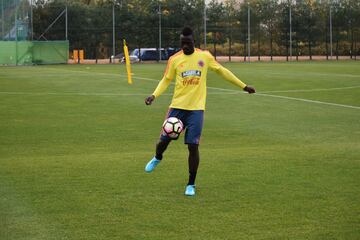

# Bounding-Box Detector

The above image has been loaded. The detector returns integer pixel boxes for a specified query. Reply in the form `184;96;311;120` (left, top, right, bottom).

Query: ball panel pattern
162;117;184;139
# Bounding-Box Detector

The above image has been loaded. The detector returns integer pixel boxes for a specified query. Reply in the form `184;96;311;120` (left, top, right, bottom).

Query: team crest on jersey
198;60;204;67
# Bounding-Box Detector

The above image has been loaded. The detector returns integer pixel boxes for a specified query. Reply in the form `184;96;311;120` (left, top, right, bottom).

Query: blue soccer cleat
185;185;196;196
145;157;161;173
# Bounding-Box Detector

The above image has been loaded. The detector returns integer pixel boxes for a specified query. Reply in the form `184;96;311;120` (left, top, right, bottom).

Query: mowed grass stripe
24;65;360;109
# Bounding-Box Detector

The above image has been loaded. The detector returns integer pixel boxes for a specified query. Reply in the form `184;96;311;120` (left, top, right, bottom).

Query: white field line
0;92;156;96
43;68;360;93
43;67;242;93
7;67;359;110
205;87;360;109
255;93;360;110
0;91;239;96
259;85;360;93
5;65;360;79
44;67;360;93
266;71;360;79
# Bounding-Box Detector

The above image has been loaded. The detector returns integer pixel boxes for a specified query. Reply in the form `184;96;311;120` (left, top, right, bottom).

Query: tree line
31;0;360;60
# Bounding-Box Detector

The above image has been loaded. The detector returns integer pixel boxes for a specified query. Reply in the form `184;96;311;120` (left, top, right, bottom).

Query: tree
276;1;290;60
207;0;226;58
296;0;320;60
259;0;278;60
30;0;357;60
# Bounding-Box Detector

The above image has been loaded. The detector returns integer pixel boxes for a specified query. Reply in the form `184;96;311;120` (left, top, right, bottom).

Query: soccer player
144;27;255;196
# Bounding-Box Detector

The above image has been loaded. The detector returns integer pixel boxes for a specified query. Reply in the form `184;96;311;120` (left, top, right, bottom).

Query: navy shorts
160;108;204;145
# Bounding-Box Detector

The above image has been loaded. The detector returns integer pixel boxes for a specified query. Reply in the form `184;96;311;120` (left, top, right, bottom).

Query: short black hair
181;27;193;37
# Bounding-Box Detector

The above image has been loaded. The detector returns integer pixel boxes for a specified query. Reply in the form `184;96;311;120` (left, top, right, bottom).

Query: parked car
121;48;180;63
166;47;181;58
116;53;138;63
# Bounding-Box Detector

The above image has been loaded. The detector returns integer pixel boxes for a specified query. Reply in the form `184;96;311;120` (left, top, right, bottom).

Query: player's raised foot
185;185;196;196
145;157;161;173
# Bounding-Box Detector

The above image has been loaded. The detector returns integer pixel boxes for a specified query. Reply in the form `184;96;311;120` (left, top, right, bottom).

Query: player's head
180;27;195;55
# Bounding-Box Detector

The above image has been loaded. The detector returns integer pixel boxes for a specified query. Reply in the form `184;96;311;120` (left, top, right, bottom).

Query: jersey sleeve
152;58;176;98
207;52;247;89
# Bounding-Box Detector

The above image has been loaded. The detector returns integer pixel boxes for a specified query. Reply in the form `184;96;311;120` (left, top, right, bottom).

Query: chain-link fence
0;0;69;65
1;0;31;41
2;0;360;64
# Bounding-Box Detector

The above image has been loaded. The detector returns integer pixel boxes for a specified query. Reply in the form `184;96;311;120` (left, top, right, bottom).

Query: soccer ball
162;117;184;139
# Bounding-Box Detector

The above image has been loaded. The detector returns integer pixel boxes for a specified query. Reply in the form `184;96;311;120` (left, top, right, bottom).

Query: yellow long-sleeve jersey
152;49;247;110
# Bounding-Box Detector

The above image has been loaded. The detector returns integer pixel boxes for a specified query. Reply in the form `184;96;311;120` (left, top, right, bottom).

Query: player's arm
207;53;255;94
145;59;176;105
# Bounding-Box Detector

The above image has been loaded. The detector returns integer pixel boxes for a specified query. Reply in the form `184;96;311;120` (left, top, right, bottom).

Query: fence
1;0;360;63
1;0;31;41
0;40;69;65
0;0;69;65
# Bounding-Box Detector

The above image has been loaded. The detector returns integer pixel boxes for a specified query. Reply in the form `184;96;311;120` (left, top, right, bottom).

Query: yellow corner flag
123;39;133;84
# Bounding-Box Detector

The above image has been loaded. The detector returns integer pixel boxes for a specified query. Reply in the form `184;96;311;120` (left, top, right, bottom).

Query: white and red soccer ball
162;117;184;139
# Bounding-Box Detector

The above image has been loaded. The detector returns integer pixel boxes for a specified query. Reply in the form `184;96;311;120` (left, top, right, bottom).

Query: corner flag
123;39;133;84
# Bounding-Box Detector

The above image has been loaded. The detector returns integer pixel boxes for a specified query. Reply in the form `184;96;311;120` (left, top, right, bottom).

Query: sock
187;144;199;185
188;171;197;186
155;140;170;160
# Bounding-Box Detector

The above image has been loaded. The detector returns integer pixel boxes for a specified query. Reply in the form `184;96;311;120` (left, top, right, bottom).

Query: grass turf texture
0;61;359;239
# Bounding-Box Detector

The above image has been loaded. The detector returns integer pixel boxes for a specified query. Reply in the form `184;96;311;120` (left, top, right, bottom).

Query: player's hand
145;95;155;105
243;86;256;94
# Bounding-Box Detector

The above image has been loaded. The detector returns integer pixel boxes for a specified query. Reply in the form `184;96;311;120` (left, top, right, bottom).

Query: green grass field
1;61;359;239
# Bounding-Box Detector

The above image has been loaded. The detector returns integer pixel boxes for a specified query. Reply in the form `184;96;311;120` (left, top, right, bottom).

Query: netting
1;0;31;41
0;1;68;65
